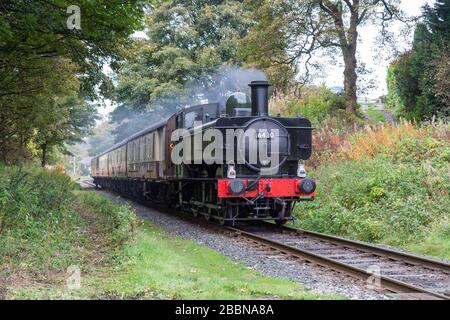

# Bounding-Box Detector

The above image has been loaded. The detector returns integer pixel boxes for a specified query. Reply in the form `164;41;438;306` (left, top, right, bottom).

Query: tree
241;0;410;112
431;50;450;109
0;0;148;100
0;0;148;164
0;57;81;163
386;0;450;120
34;94;98;167
115;0;253;111
238;1;296;92
111;0;254;143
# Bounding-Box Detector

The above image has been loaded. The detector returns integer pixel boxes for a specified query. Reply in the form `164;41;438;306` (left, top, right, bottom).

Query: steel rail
260;222;450;273
226;225;449;300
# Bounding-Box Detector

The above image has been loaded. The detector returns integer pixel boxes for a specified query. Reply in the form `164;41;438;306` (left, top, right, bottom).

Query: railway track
227;223;450;300
81;181;450;300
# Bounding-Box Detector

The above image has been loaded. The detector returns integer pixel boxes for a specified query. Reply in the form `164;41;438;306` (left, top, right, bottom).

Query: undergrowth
0;167;136;277
296;121;450;259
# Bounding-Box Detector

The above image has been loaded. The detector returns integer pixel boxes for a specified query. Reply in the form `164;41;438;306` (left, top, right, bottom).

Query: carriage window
140;137;145;162
135;141;139;162
143;139;147;161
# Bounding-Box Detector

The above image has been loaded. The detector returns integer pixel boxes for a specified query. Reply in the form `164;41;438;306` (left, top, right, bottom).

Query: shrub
73;192;137;248
295;121;450;258
366;103;386;125
0;166;79;269
297;157;449;246
340;121;449;166
307;122;358;168
0;166;75;235
270;86;362;127
0;166;137;271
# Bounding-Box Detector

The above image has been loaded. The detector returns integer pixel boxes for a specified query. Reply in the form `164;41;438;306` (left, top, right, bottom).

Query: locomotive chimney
249;81;270;116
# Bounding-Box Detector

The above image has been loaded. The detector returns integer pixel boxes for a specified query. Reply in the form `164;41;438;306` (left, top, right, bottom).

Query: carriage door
164;115;177;175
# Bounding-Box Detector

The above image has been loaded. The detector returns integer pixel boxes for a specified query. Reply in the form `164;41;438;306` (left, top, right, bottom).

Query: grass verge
85;221;333;300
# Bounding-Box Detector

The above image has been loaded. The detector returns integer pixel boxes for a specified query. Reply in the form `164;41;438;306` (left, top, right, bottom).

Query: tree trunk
343;1;359;113
343;50;358;113
41;144;47;167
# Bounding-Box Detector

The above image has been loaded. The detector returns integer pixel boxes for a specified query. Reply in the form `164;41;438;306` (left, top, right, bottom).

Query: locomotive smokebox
249;81;270;116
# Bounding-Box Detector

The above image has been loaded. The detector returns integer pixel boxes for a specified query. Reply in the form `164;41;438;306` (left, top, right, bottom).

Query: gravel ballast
96;190;393;300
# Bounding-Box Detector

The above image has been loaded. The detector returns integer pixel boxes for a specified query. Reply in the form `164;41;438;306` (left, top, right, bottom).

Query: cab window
226;92;251;116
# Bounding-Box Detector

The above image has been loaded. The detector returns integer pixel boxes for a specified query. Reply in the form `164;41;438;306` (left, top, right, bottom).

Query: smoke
183;66;268;104
110;66;268;144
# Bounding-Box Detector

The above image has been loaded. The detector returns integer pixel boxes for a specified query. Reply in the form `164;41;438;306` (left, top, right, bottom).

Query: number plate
257;130;275;139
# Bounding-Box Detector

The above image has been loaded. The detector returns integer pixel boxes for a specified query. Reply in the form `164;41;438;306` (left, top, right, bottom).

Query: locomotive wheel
274;202;291;226
219;206;233;226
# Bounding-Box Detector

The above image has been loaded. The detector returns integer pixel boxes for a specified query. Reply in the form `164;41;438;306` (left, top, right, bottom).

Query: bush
366;103;386;125
270;86;363;127
295;121;450;258
73;192;137;248
307;122;357;168
340;121;449;167
0;166;137;272
0;166;79;269
297;159;448;243
0;166;75;235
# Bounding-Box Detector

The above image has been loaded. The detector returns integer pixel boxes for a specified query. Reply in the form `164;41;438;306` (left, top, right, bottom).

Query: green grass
8;220;336;299
89;222;333;300
403;219;450;259
0;166;83;272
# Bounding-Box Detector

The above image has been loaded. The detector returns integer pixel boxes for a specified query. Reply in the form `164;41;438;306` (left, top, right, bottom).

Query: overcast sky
97;0;435;119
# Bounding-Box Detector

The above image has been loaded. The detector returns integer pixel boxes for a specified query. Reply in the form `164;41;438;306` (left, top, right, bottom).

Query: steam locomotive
91;81;316;225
